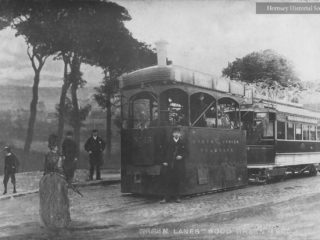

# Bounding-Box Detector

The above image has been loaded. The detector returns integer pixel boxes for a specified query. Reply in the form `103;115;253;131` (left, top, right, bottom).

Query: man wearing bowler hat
84;130;106;180
3;146;19;194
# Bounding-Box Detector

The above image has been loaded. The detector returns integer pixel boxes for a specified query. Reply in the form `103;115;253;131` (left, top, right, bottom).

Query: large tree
1;0;156;156
46;0;132;152
0;0;57;153
222;49;301;88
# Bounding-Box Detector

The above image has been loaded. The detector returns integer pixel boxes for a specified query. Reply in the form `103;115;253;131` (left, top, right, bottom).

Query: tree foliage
0;0;156;157
0;0;137;152
222;49;301;88
93;40;157;110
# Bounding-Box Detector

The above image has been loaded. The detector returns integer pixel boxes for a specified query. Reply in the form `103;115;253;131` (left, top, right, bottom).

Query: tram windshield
241;111;275;143
130;92;158;128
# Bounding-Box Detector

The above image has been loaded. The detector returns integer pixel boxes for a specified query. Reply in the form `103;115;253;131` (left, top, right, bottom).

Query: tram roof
241;99;320;120
119;65;245;97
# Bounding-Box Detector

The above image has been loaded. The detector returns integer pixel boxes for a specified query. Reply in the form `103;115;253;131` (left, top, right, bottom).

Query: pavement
0;169;121;201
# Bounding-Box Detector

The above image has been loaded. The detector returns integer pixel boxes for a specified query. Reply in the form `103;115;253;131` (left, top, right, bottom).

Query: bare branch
27;44;37;71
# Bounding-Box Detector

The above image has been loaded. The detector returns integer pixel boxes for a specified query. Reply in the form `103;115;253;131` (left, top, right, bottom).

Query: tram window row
123;89;241;130
277;121;320;141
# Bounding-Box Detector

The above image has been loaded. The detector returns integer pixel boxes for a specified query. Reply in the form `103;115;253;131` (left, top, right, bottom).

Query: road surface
1;175;320;239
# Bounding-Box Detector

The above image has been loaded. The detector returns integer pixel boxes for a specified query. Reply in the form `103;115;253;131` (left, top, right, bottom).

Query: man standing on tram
160;127;187;203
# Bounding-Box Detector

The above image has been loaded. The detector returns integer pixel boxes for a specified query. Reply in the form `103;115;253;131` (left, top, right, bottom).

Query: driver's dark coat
161;137;187;196
163;137;187;169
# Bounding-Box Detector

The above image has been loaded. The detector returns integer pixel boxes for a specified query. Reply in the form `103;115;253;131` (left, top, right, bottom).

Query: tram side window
302;124;309;140
217;98;240;129
310;125;316;140
131;92;158;129
277;121;285;139
190;93;216;127
295;124;302;140
160;89;188;126
317;126;320;141
287;122;294;140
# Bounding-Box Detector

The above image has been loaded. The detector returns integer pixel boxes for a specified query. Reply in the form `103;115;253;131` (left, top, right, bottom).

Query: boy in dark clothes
3;146;19;194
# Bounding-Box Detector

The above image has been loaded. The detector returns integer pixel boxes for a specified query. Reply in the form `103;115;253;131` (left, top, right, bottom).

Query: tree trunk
24;70;40;153
106;95;112;158
70;55;81;157
71;83;80;157
57;59;71;148
104;69;113;158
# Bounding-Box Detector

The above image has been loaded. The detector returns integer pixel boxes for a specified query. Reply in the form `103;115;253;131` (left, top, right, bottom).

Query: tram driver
160;127;187;203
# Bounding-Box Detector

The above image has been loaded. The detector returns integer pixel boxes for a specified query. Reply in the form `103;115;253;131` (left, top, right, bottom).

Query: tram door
241;111;276;165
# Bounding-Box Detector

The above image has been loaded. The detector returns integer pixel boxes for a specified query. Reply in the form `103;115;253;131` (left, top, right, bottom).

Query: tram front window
130;92;158;128
254;112;274;138
160;89;188;126
190;92;216;127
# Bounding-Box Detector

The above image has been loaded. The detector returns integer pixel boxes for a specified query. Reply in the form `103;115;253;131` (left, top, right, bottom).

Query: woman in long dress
39;134;71;229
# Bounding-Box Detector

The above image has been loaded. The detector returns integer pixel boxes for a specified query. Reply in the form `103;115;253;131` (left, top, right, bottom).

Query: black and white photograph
1;0;320;239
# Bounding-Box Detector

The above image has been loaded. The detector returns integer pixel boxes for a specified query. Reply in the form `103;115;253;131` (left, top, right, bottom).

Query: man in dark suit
3;146;19;194
84;129;106;180
62;131;78;182
160;127;186;203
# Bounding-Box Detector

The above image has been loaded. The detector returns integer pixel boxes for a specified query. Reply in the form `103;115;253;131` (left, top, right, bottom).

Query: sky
1;0;320;87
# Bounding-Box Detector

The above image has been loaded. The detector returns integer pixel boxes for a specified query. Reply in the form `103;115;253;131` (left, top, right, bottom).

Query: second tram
241;99;320;183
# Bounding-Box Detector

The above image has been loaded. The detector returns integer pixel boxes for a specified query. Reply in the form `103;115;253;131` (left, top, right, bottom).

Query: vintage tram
241;98;320;183
120;65;248;196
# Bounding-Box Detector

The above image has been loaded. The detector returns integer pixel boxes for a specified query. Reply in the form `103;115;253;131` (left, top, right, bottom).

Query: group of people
56;129;106;182
2;129;106;229
2;126;187;229
40;129;106;229
2;129;106;194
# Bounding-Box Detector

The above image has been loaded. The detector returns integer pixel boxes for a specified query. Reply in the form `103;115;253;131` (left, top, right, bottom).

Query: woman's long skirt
39;173;71;229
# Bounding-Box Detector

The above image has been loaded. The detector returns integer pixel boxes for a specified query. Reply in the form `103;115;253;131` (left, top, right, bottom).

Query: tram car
119;64;248;196
241;99;320;183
